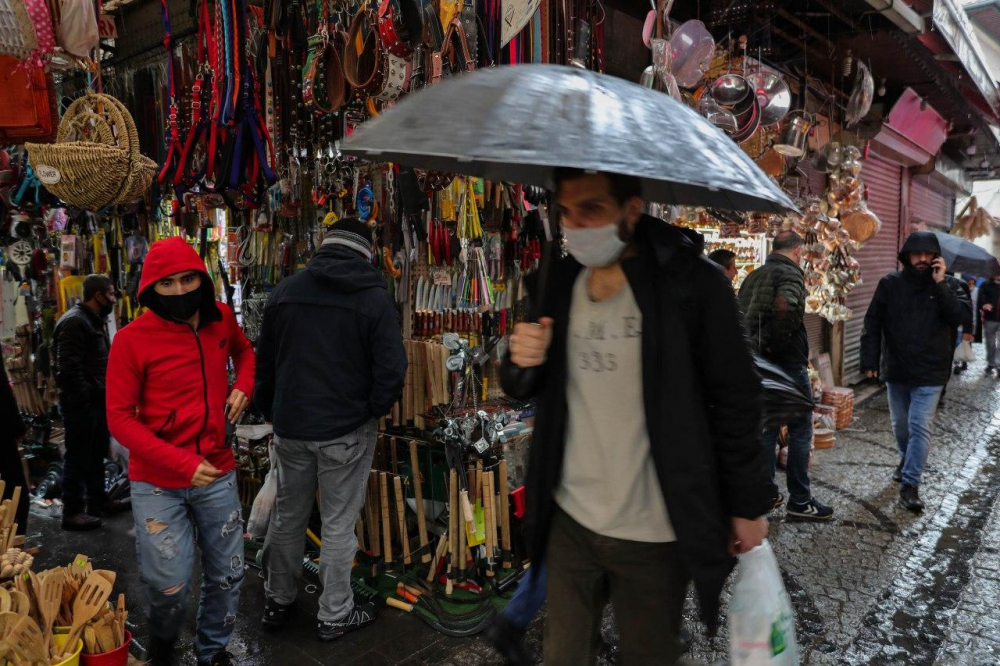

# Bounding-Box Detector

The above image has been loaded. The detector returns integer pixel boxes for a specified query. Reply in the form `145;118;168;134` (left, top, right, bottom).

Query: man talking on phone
860;231;970;513
107;237;255;666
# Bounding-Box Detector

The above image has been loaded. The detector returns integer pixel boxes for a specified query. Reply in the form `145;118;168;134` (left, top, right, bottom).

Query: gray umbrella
343;64;796;213
930;231;1000;277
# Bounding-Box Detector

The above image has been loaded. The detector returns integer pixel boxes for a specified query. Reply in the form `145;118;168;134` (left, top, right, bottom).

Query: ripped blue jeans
131;470;245;662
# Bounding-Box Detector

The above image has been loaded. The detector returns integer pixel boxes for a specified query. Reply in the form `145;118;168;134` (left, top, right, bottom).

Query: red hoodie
106;237;255;488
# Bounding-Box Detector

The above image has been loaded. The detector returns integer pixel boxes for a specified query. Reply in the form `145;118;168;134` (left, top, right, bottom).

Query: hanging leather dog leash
156;0;184;216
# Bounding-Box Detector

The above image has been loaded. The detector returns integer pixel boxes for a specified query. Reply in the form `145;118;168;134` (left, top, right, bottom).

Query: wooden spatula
9;615;47;664
8;590;29;618
38;570;63;657
0;611;21;638
58;572;112;659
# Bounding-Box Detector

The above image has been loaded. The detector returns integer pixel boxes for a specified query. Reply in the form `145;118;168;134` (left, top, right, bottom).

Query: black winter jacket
501;216;774;631
738;253;809;365
53;303;110;410
981;280;1000;323
254;245;407;440
860;239;971;386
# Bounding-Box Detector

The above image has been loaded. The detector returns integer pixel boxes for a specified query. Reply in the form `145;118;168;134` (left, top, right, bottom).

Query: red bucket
80;631;131;666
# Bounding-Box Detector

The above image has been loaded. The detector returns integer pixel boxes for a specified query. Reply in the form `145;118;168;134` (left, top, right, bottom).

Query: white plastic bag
55;0;99;57
954;340;975;363
729;540;798;665
246;445;278;539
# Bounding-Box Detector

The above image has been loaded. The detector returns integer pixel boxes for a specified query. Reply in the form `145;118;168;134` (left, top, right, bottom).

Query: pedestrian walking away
739;231;833;521
708;248;738;284
53;274;121;531
861;231;971;512
254;218;407;642
980;274;1000;375
501;168;773;666
105;237;255;666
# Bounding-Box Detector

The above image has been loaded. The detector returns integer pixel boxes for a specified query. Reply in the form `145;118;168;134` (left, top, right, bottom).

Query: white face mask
562;222;627;267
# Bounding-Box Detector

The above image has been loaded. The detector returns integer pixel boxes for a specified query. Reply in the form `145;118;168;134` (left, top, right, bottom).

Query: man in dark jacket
980;274;1000;374
0;362;29;533
861;231;971;512
255;219;406;642
53;274;117;531
739;231;832;521
502;169;772;665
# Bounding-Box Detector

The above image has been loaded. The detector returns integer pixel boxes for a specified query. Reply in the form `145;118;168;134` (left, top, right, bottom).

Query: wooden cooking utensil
380;473;392;565
0;611;20;637
38;569;64;656
9;615;47;664
94;570;117;587
8;590;28;618
58;572;112;658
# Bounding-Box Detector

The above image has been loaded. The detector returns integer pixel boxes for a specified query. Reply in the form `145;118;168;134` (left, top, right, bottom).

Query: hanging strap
157;0;184;197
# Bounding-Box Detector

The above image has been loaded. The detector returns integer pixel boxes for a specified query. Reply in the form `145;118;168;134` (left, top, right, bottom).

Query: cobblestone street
404;356;1000;665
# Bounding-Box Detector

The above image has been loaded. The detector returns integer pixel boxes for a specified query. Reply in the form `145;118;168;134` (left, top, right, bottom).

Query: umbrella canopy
931;231;1000;278
343;64;797;214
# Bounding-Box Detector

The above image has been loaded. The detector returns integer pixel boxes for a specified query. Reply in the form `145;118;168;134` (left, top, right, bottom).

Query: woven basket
25;92;156;211
821;387;855;430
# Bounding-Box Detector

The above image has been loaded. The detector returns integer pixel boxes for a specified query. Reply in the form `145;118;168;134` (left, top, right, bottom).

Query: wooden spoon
0;611;21;638
57;572;112;658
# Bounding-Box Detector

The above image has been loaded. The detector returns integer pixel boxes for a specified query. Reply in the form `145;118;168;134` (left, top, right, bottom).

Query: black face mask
158;289;203;322
96;296;114;319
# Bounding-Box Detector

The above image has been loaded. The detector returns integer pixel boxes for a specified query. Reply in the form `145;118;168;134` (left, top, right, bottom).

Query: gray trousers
263;419;377;622
986;321;1000;368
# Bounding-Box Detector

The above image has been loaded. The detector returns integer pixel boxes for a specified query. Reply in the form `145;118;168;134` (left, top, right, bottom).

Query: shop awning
919;0;1000;116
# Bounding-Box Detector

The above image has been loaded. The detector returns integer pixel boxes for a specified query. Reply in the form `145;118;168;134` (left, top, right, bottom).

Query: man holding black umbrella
502;169;773;665
861;231;971;512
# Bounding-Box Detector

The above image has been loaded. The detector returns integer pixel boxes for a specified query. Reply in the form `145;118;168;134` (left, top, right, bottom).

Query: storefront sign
501;0;541;46
98;15;118;39
931;0;1000;115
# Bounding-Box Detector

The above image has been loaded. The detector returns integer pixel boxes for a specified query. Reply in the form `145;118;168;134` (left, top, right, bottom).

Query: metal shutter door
805;313;826;359
842;155;903;384
910;175;955;231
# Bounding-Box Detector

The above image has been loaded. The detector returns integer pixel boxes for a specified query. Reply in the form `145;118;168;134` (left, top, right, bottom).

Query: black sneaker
786;498;834;521
900;484;925;512
197;651;233;666
262;598;292;630
61;513;102;531
893;461;903;483
771;493;785;511
146;635;178;666
485;615;531;666
317;602;377;641
988;366;996;375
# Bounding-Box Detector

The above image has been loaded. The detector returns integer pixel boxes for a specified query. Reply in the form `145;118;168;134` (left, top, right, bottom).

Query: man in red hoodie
106;237;255;666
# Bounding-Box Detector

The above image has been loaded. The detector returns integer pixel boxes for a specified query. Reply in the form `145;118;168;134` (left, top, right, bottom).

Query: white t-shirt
555;270;675;543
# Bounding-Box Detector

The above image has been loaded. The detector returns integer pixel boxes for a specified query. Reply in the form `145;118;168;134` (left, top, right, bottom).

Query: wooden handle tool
380;473;392;565
409;442;431;563
446;469;457;596
499;460;512;568
483;471;495;577
393;476;412;566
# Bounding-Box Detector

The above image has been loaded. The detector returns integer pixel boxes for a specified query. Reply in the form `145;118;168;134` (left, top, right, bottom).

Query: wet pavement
24;355;1000;664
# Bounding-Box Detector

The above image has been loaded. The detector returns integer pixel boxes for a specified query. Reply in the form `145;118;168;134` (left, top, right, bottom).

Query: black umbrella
931;231;1000;278
342;65;797;214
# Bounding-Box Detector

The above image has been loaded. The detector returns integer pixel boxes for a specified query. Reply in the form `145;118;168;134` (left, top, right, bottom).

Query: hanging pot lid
749;70;791;126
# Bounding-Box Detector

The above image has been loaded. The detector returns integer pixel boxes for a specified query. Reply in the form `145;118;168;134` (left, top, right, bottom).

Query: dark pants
61;404;109;516
762;363;813;504
545;508;689;666
0;438;28;534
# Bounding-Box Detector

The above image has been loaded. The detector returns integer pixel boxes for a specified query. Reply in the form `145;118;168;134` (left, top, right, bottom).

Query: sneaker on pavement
262;598;292;630
988;366;996;375
786;498;834;521
317;602;377;641
893;461;903;483
772;493;785;511
485;615;531;666
899;484;925;512
197;651;233;666
61;513;102;531
146;635;179;666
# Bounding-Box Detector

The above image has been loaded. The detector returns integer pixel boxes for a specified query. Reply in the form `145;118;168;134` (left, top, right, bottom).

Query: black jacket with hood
53;303;110;410
500;215;774;632
254;244;407;440
860;231;972;386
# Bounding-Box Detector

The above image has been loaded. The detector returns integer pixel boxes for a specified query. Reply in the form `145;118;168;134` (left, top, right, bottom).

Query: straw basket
25;93;156;211
821;387;855;430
